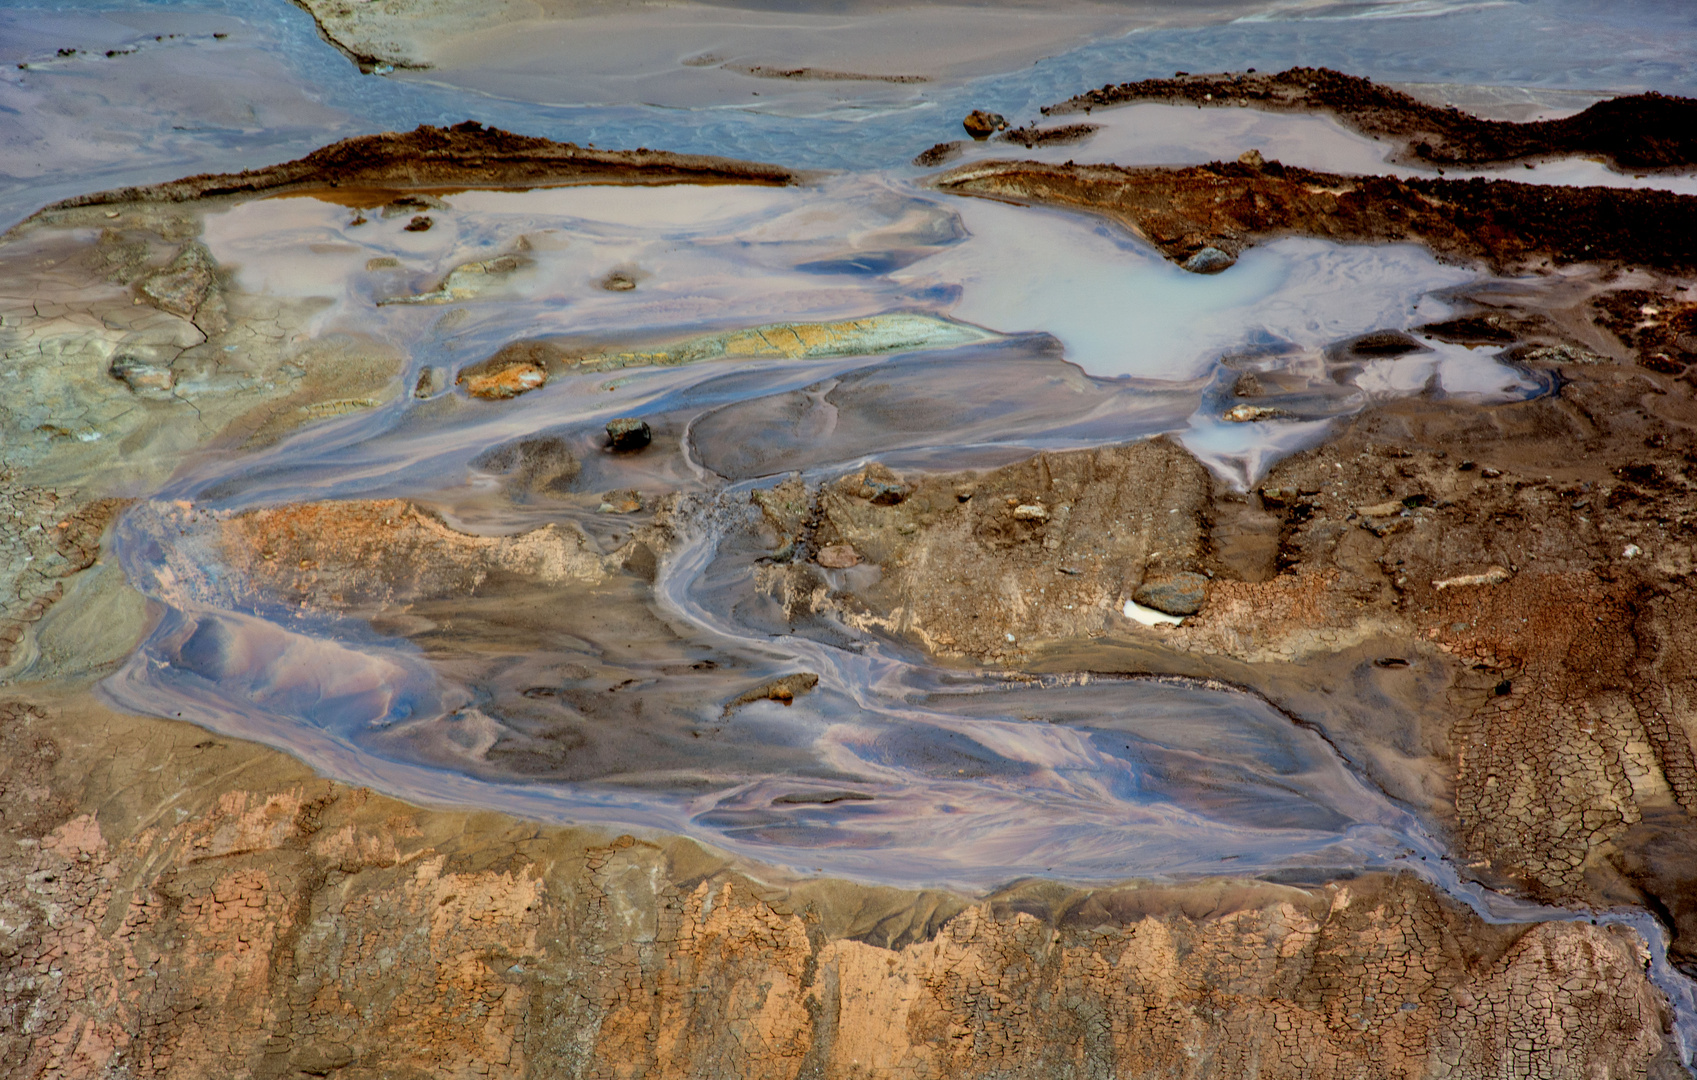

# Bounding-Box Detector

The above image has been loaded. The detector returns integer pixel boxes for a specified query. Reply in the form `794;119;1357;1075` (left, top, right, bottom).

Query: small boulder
1182;246;1236;274
605;417;652;452
963;110;1008;140
597;489;643;514
913;141;964;167
1133;571;1209;616
109;352;175;396
855;465;910;505
460;362;546;399
136;243;216;319
815;544;860;569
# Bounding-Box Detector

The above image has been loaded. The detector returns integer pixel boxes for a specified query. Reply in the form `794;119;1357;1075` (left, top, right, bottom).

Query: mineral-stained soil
930;156;1697;275
32;123;795;215
754;290;1697;931
1043;66;1697;173
0;696;1680;1079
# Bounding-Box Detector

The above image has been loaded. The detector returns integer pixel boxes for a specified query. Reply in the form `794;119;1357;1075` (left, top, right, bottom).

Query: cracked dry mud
5;52;1697;1079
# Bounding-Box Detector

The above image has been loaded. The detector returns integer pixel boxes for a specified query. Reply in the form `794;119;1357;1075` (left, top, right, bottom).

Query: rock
1339;329;1425;357
1224;403;1284;422
1433;566;1513;589
459;362;546;399
815;544;860;569
1238;148;1266;166
1012;503;1049;522
601;270;637;291
1133;571;1210;616
962;110;1008;140
109;352;176;396
912;141;963;167
855;466;910;505
605;417;652;452
1182;246;1236;274
597;489;642;514
136;243;216;319
404;215;433;232
722;672;820;716
413;366;445;398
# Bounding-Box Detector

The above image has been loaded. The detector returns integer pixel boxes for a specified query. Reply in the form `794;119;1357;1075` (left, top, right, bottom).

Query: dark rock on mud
1044;66;1697;173
1134;571;1210;616
932;157;1697;276
31;123;796;217
600;270;638;291
995;123;1100;149
913;141;964;167
723;672;820;716
1182;246;1234;274
962;110;1008;140
605;417;653;452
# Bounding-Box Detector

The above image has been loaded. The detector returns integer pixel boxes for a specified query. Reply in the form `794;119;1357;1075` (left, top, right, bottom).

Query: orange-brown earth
0;698;1680;1079
1043;66;1697;173
930;156;1697;276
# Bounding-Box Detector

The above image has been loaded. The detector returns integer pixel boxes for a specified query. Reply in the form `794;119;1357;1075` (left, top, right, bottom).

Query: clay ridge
1042;66;1697;172
931;157;1697;275
34;123;797;214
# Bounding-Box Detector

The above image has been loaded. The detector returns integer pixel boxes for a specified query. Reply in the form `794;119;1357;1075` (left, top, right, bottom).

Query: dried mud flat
4;89;1697;1080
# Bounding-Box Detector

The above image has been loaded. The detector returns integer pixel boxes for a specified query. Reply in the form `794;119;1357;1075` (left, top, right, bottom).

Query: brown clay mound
931;157;1697;275
1044;66;1697;172
36;122;797;213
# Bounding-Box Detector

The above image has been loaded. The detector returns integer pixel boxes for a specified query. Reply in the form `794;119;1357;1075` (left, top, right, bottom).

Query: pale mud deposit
5;0;1697;1074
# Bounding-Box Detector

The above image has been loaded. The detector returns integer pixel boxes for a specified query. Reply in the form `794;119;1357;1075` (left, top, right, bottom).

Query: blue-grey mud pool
4;1;1697;1077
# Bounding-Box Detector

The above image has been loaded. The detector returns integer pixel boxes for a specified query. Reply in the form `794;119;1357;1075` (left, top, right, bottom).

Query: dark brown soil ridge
1043;66;1697;173
36;123;797;213
931;157;1697;275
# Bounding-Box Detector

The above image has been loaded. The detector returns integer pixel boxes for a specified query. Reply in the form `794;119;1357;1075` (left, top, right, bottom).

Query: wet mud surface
1044;66;1697;173
6;11;1697;1071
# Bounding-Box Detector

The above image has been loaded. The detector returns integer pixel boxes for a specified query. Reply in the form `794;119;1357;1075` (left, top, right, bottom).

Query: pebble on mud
404;215;433;232
913;141;963;167
108;353;176;396
413;366;445;398
600;270;637;291
1433;566;1512;589
815;544;861;569
1183;246;1236;274
597;490;642;514
605;417;652;452
460;362;546;399
1133;571;1210;616
962;110;1008;140
1224;403;1285;422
